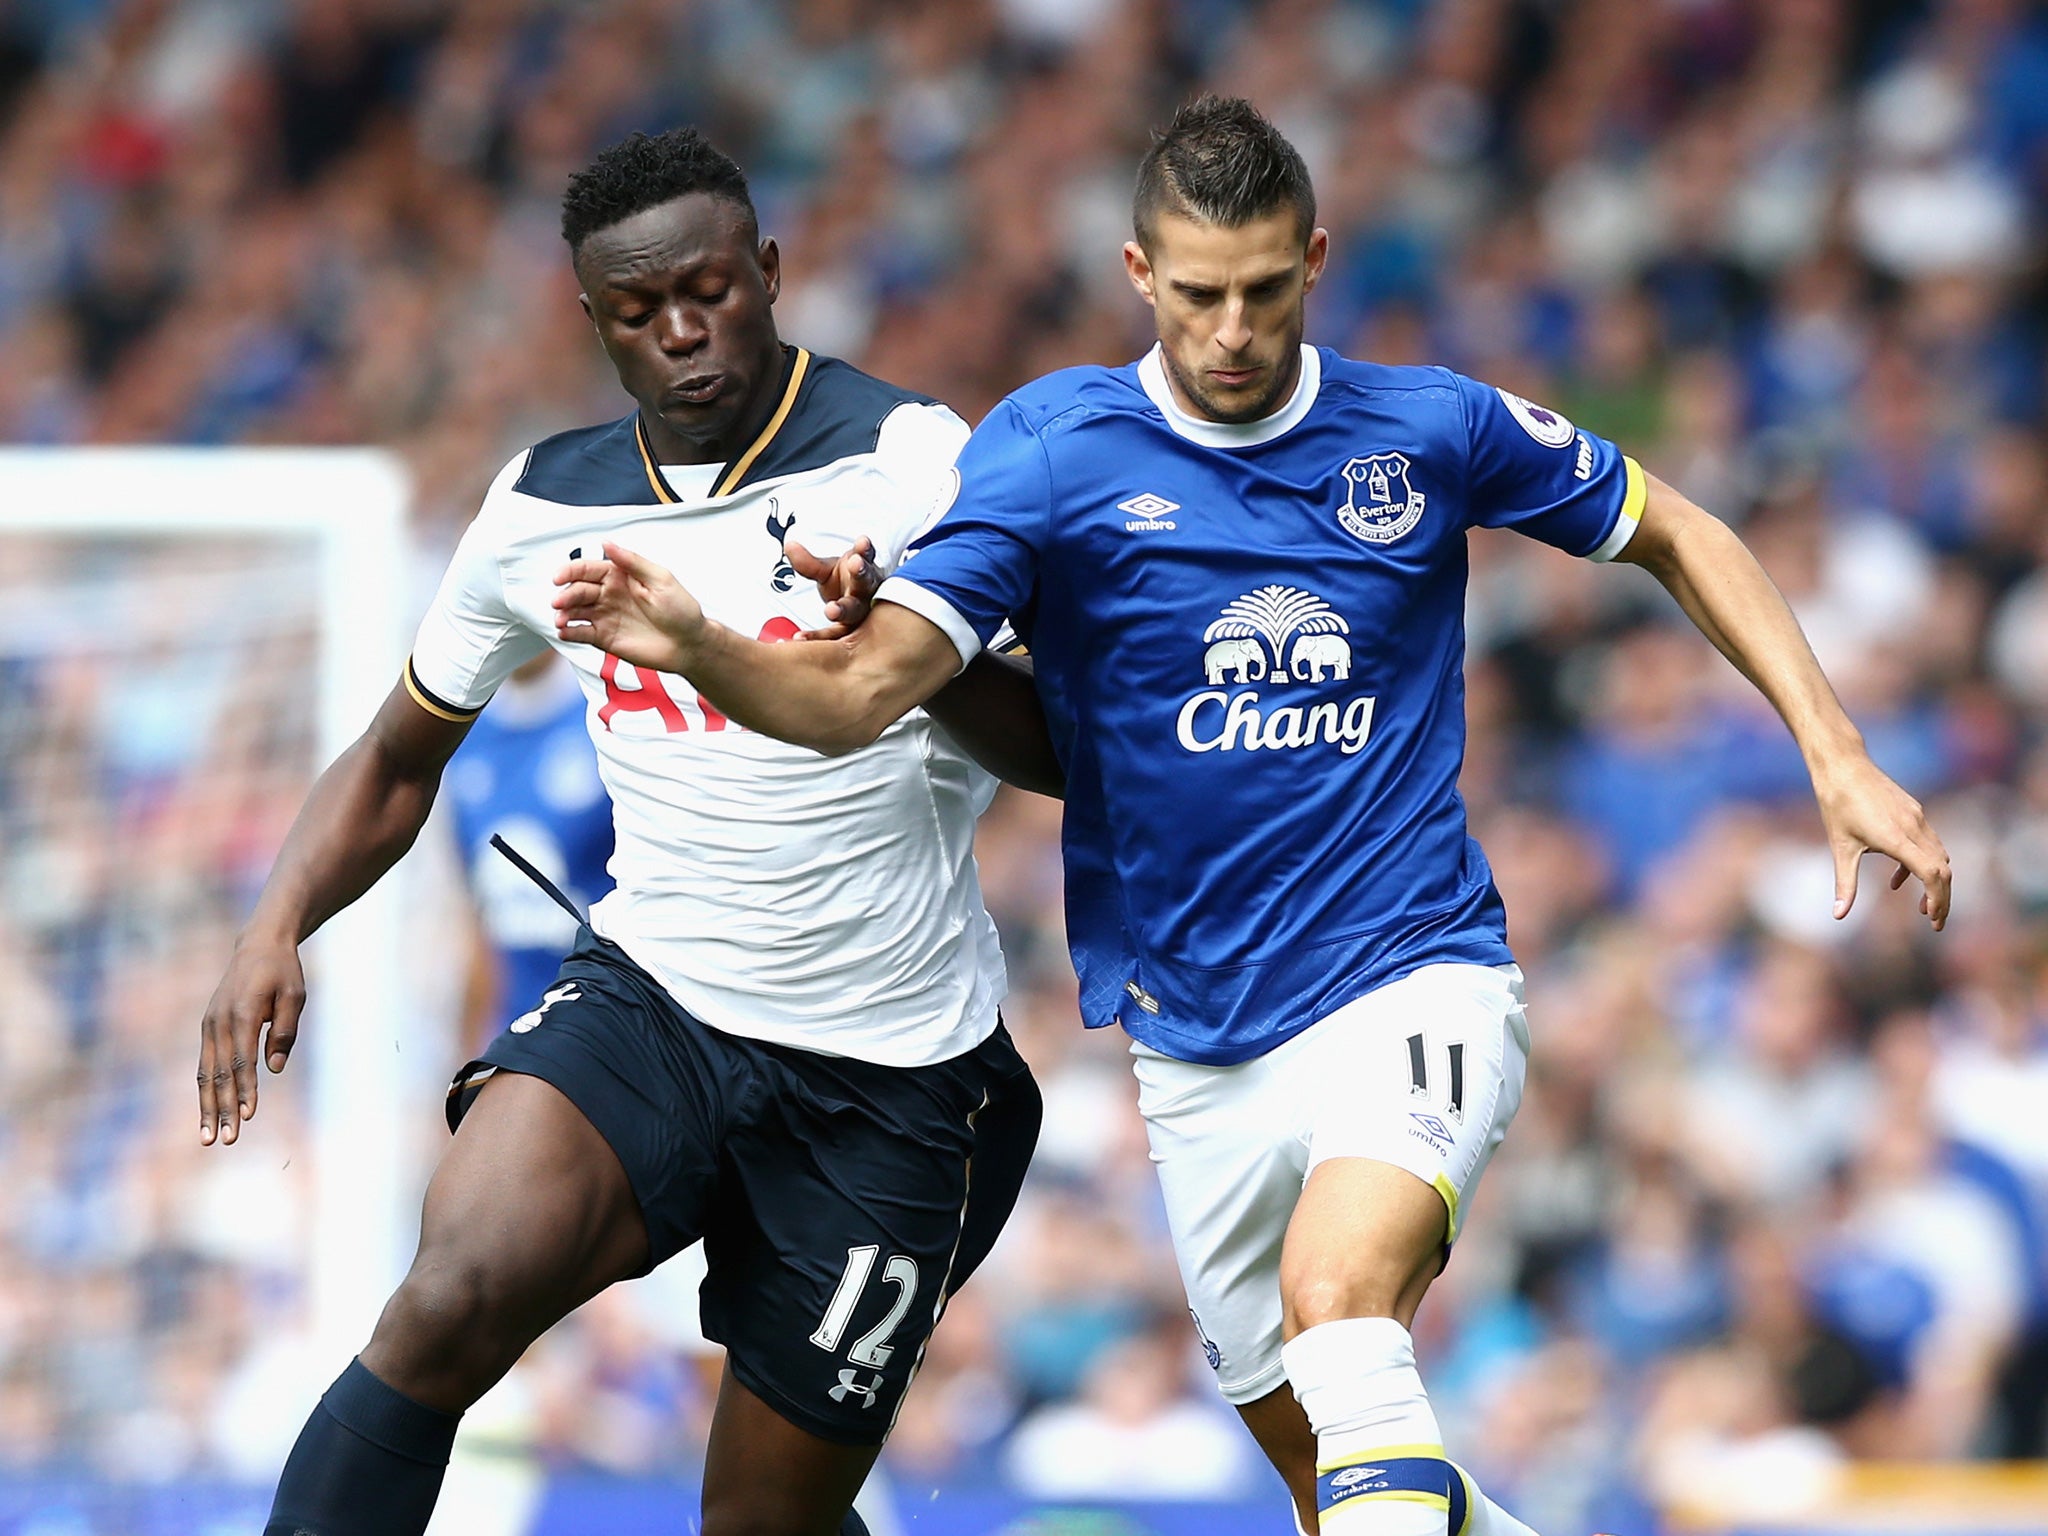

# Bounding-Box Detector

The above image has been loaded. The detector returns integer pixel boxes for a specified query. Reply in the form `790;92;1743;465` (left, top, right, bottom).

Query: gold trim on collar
714;347;810;497
633;416;679;505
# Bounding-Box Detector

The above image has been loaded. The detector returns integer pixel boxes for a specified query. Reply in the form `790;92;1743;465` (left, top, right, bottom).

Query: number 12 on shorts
810;1244;920;1368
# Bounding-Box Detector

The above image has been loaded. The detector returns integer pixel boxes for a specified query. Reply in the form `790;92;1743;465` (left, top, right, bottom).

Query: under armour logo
828;1368;882;1409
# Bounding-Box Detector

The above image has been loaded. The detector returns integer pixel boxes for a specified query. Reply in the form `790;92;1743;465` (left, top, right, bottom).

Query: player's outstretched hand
196;930;305;1146
787;535;880;640
1816;755;1952;930
552;541;701;673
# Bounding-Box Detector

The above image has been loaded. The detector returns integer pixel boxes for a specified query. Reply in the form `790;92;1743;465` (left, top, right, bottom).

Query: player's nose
656;303;705;354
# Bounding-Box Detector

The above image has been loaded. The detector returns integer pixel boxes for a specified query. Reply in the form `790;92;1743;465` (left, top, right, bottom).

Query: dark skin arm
931;650;1064;799
788;536;1065;798
197;683;473;1145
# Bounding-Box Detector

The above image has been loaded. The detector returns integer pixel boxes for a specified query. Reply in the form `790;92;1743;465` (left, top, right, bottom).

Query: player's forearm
1631;494;1864;778
678;605;958;756
245;729;444;944
926;653;1066;798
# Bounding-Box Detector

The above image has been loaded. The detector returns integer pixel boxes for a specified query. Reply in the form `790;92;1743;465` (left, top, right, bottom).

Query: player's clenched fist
552;541;701;673
196;929;305;1145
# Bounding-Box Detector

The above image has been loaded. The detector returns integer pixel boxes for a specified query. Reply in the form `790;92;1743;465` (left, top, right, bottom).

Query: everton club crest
1337;452;1426;543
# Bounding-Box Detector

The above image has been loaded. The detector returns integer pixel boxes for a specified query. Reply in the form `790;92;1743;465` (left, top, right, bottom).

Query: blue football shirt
882;345;1645;1065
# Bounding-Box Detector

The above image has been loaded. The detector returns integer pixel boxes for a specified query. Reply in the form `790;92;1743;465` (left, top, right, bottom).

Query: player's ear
758;236;781;304
578;292;595;325
1123;240;1156;307
1302;228;1329;294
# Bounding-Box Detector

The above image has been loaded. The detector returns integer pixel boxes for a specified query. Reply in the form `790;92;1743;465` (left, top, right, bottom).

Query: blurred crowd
1;0;2046;1529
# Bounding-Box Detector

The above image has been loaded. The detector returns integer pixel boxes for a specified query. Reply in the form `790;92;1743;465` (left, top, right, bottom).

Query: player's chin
1198;377;1284;423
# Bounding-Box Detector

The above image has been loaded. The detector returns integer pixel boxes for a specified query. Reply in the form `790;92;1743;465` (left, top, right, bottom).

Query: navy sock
840;1512;871;1536
264;1358;463;1536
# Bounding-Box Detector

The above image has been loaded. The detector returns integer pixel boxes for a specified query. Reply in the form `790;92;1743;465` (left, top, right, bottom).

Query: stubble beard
1160;328;1302;426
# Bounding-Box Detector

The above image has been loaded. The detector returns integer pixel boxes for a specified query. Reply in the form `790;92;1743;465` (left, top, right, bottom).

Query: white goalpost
0;447;418;1370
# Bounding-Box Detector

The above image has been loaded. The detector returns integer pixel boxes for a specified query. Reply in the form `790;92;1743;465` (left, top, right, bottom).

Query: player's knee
368;1247;525;1388
1283;1272;1397;1336
1280;1248;1427;1336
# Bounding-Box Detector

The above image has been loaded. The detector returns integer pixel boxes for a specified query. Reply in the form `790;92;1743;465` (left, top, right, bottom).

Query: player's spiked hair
1133;95;1316;250
560;127;757;254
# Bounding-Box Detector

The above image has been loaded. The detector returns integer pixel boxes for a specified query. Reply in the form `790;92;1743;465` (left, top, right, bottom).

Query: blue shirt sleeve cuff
1586;457;1647;562
876;576;983;674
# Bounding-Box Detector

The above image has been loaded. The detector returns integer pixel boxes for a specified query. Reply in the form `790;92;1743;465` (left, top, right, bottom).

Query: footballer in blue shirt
555;97;1951;1536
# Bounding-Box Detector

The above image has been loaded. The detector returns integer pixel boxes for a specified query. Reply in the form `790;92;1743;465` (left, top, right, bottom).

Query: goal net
0;448;417;1490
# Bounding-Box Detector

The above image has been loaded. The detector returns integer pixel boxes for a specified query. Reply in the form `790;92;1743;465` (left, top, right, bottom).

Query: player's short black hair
560;127;757;255
1133;95;1316;250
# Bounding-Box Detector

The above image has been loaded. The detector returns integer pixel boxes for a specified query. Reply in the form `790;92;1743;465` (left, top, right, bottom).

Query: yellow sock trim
1318;1443;1447;1473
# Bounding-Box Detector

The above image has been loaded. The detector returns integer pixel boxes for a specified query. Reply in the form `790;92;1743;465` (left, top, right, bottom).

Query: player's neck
637;341;790;465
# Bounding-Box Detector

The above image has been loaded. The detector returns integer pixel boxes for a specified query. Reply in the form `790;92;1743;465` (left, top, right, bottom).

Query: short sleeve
406;454;548;719
863;401;973;573
1457;376;1646;561
877;396;1053;670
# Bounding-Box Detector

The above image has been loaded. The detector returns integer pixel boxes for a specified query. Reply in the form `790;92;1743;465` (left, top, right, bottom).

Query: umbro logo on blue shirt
1117;491;1179;531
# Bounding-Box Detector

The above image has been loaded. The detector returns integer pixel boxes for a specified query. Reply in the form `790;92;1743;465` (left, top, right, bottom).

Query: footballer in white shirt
195;127;1052;1536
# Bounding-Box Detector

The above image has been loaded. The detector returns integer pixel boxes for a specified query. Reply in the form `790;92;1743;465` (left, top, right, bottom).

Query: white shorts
1132;962;1530;1405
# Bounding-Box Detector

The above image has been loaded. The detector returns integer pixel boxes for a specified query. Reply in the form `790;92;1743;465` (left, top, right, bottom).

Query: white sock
1282;1317;1450;1535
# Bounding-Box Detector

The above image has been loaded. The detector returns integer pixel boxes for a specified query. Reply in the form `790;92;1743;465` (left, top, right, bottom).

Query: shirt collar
1137;342;1321;449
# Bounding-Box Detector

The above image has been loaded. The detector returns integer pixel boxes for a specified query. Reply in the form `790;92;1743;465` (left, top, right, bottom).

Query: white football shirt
407;348;1005;1066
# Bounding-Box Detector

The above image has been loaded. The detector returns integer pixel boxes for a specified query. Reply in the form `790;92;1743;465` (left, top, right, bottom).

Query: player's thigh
388;931;741;1358
1131;1040;1306;1409
700;1028;1022;1449
444;928;745;1264
1279;962;1530;1329
701;1363;881;1536
417;1069;649;1316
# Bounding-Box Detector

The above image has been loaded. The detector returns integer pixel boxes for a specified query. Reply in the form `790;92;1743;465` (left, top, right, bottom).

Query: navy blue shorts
446;927;1040;1445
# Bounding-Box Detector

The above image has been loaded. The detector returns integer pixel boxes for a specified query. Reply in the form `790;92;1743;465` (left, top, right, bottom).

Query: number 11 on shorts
810;1244;920;1368
1406;1032;1466;1121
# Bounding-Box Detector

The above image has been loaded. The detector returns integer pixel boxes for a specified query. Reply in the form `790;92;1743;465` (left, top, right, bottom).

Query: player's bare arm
787;534;1064;796
552;540;959;755
1615;473;1953;928
197;685;471;1146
